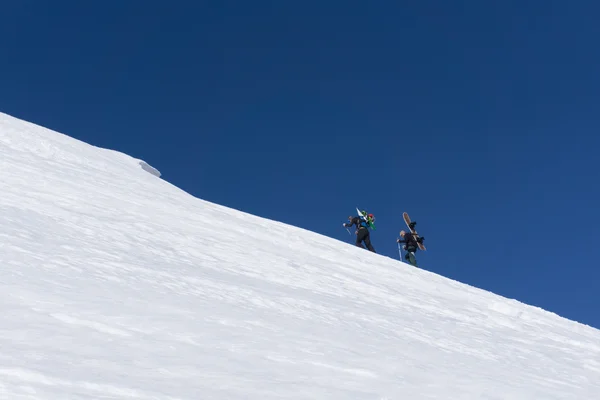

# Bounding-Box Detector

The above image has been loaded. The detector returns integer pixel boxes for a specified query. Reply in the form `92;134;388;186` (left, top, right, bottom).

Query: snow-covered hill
0;111;598;399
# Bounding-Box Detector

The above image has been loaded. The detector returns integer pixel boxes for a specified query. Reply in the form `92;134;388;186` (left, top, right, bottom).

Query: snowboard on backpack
403;212;426;251
356;207;376;229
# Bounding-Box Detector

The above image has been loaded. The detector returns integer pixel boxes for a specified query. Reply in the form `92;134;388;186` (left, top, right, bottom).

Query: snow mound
139;160;161;177
0;111;599;399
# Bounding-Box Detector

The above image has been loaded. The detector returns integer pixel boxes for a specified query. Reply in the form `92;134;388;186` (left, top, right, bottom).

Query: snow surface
0;111;599;399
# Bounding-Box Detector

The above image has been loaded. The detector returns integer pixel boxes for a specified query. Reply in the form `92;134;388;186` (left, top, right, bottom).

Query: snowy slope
0;112;599;400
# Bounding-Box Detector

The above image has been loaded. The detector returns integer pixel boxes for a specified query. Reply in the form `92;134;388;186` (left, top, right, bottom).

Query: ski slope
0;112;599;399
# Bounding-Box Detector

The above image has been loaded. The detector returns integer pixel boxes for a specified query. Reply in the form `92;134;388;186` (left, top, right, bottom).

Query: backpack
360;210;375;228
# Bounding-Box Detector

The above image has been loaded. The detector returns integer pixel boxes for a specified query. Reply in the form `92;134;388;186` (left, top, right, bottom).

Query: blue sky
2;1;599;329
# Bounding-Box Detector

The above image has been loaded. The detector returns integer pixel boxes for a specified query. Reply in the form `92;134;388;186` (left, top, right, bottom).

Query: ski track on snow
0;112;599;399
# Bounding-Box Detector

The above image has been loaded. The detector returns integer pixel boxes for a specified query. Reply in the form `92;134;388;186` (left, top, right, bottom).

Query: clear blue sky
2;1;599;329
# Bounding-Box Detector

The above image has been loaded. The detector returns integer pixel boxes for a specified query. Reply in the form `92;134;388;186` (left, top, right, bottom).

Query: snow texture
0;111;599;399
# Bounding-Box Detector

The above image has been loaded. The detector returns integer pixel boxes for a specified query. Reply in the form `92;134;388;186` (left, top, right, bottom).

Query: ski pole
342;223;351;235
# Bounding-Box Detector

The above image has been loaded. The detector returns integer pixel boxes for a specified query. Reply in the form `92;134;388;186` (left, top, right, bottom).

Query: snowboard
356;207;376;229
403;212;425;251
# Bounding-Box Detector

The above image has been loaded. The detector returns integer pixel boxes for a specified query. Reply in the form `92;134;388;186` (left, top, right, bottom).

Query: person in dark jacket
397;230;423;266
344;215;376;253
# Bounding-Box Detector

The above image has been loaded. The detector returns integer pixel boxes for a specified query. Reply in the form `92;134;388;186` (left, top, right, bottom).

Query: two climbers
343;210;425;267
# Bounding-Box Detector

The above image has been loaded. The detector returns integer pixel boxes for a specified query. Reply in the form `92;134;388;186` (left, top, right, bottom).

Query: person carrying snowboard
344;214;376;253
397;230;424;266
